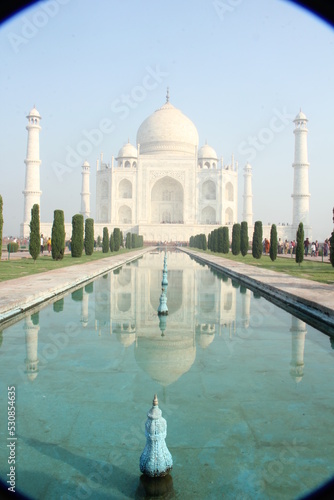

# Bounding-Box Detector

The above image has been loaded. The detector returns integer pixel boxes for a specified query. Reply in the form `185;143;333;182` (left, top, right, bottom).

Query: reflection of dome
198;333;215;349
117;141;137;159
135;333;196;386
198;144;217;160
136;101;199;156
116;332;136;347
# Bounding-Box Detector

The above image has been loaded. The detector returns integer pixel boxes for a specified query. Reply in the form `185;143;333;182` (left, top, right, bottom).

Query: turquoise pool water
0;250;333;499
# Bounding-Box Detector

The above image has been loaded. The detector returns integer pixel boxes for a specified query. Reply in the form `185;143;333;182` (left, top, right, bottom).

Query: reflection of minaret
80;160;90;219
242;162;253;227
81;289;89;327
291;110;311;237
240;287;251;328
290;316;307;383
24;313;40;382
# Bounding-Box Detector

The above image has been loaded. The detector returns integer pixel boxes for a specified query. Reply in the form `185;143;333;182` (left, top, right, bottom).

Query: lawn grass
192;249;334;285
0;248;138;282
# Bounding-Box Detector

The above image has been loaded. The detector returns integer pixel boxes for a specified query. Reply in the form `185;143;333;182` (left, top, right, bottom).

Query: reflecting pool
0;250;333;499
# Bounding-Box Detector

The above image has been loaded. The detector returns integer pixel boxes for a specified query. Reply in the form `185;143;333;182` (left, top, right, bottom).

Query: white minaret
291;110;311;237
21;106;42;237
80;160;90;219
242;162;253;227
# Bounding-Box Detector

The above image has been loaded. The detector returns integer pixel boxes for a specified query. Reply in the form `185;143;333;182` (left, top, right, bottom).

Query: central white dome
136;101;199;156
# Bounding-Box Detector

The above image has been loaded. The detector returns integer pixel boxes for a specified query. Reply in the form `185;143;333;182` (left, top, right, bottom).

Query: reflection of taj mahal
95;90;238;242
92;252;307;386
20;252;309;387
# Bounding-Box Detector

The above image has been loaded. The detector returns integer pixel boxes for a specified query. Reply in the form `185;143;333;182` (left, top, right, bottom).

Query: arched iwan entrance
151;176;183;223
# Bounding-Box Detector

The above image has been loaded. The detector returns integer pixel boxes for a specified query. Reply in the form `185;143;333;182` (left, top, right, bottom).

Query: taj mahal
20;90;311;242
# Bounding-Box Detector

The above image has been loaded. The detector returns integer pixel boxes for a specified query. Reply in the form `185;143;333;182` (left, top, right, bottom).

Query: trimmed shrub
113;228;121;251
126;232;132;249
109;233;114;252
51;209;65;260
232;223;241;255
330;231;334;267
217;227;224;253
240;221;249;257
120;231;124;247
269;224;278;262
212;229;218;252
71;214;84;257
252;221;263;259
84;218;94;256
295;222;304;265
97;235;101;248
0;195;3;257
222;227;229;254
7;242;19;252
29;204;40;261
132;233;136;248
102;227;109;253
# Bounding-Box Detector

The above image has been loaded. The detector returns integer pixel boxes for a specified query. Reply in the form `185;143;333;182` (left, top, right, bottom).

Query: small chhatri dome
83;160;90;167
198;144;218;160
28;106;41;118
117;141;138;159
136;97;199;156
294;109;307;121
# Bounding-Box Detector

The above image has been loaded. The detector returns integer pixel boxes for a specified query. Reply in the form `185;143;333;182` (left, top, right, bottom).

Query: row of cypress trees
102;227;123;253
190;222;249;257
188;220;329;266
27;205;95;261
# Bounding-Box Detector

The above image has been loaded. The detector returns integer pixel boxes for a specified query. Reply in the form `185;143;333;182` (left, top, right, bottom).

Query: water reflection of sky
0;251;333;499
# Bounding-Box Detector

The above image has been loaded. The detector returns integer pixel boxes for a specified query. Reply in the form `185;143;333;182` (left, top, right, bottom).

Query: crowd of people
262;236;331;258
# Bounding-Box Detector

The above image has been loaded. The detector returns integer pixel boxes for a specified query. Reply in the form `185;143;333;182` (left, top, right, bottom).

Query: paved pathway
181;248;334;330
0;247;153;324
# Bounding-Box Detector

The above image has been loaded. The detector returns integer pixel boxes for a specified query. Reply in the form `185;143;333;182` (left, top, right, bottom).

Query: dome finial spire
166;87;169;103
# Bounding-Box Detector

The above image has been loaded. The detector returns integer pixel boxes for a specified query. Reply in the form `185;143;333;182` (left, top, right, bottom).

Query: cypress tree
201;233;207;251
97;235;101;248
51;209;65;260
217;227;224;253
252;221;263;259
109;233;114;252
29;204;40;261
132;233;136;248
269;224;278;262
208;233;211;251
232;223;241;255
126;232;132;249
222;227;229;254
84;218;94;256
330;231;334;267
0;195;3;259
212;229;218;252
295;222;304;265
113;227;121;251
102;227;109;253
120;230;124;247
240;221;249;257
71;214;84;257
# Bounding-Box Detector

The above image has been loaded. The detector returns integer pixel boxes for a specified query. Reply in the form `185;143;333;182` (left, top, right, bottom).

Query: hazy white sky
1;0;333;240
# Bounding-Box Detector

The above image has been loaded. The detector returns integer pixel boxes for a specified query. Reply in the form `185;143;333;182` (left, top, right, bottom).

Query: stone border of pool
180;248;334;334
0;247;154;326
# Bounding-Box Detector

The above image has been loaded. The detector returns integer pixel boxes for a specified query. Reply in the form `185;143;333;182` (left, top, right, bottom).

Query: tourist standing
40;234;44;254
304;237;310;256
